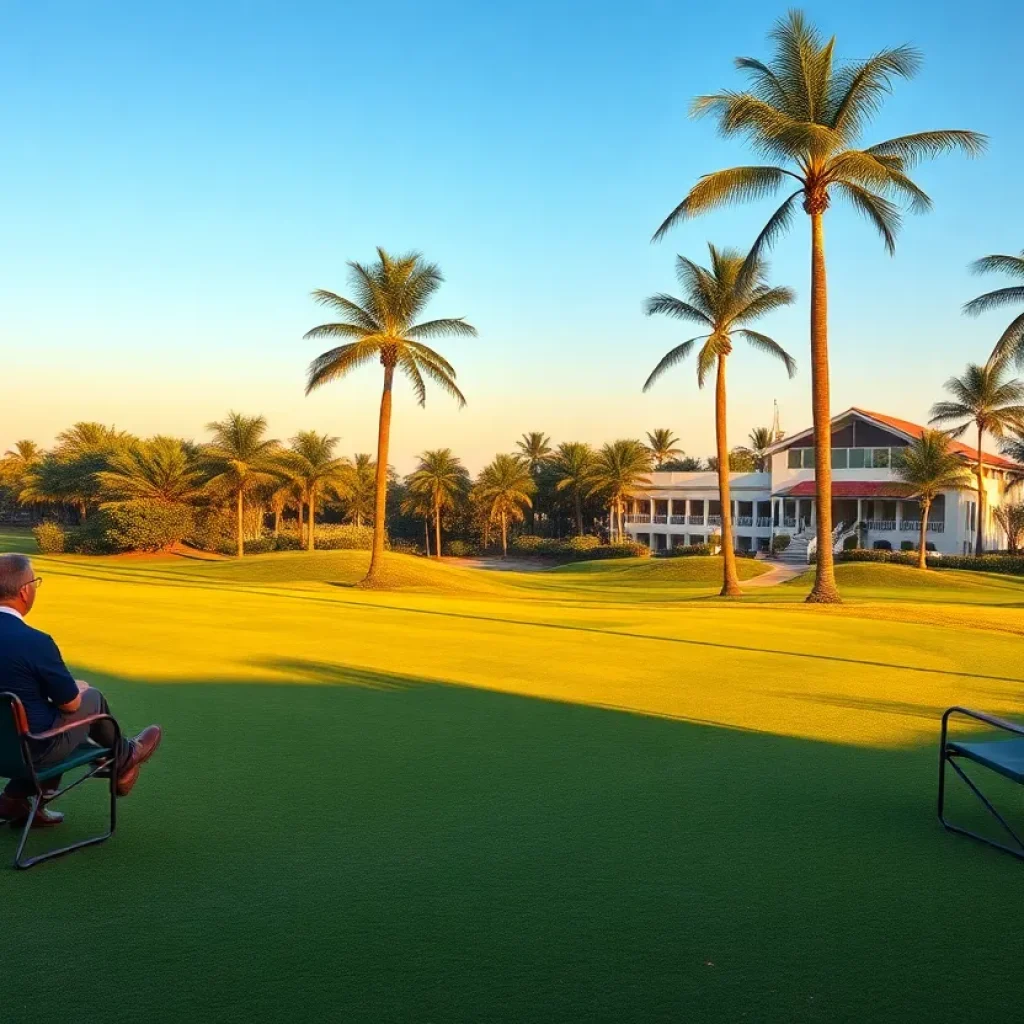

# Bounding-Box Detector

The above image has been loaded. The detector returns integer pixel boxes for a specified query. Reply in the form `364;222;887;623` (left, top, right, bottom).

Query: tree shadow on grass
2;659;1021;1023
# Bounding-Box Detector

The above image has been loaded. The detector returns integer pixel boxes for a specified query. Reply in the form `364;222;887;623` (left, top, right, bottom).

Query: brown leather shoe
115;725;162;797
0;795;64;829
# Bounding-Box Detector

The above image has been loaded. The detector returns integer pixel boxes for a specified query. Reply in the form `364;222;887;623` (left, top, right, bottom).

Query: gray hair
0;554;33;600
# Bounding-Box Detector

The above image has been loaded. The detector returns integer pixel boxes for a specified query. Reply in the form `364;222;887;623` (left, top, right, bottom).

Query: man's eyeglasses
24;577;42;589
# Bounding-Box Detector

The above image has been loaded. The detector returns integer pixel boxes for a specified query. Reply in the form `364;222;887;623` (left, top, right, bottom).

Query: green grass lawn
3;539;1024;1022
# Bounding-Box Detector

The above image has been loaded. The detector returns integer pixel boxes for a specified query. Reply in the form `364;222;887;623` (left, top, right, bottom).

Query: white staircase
777;532;813;565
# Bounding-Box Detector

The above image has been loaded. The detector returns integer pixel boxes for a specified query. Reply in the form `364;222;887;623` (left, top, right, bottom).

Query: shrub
842;534;858;551
838;549;1024;575
274;534;302;551
510;535;546;553
659;544;711;558
187;512;237;555
101;501;195;553
243;538;276;555
771;533;791;554
735;548;758;559
585;542;651;560
33;522;67;554
389;539;421;556
276;524;375;551
565;535;601;553
445;539;478;557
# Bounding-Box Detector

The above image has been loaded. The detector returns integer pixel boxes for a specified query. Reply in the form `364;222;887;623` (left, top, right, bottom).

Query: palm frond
991;312;1024;369
865;130;987;167
406;317;478;340
411;352;467;408
827;46;922;140
738;329;797;377
309;290;381;332
397;351;428;406
642;338;700;392
834;181;901;254
736;190;802;290
305;342;378;394
652;166;795;241
970;253;1024;278
643;294;713;325
695;338;720;388
732;285;797;323
963;287;1024;316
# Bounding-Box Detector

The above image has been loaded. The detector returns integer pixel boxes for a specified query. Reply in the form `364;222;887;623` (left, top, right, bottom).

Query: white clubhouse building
623;408;1020;560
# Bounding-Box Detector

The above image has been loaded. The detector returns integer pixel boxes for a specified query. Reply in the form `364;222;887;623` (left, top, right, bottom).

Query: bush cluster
508;535;645;560
658;544;712;558
33;522;67;554
444;539;478;557
771;532;791;554
273;524;375;551
837;549;1024;575
101;501;195;553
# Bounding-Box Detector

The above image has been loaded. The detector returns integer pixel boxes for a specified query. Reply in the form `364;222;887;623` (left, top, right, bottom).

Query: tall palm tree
588;440;652;543
516;432;552;533
96;436;204;505
342;453;377;528
283;432;352;551
646;429;683;467
202;413;281;557
644;245;795;596
735;426;776;472
894;430;973;569
474;454;535;557
963;251;1024;366
1;440;42;479
653;11;984;603
303;249;476;584
406;449;470;559
928;362;1024;555
552;441;596;536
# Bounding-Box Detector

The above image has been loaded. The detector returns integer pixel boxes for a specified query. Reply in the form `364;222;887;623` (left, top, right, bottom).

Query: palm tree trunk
919;499;930;570
574;488;583;536
715;355;742;597
501;510;508;557
307;491;315;552
273;509;280;537
366;363;395;583
806;210;840;603
434;499;442;559
236;488;244;558
975;426;984;556
424;517;430;556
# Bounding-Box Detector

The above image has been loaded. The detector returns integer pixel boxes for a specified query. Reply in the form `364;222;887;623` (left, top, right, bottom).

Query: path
740;559;808;588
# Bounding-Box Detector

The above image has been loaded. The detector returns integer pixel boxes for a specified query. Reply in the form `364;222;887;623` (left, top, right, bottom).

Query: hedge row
837;549;1024;575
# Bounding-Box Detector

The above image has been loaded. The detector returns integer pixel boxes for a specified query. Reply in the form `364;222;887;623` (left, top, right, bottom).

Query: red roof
852;408;1019;470
780;481;913;498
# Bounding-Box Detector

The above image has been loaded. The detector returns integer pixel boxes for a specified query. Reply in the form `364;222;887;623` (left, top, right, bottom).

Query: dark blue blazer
0;613;79;735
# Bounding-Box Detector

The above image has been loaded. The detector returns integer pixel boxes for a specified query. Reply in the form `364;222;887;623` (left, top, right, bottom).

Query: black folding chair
938;706;1024;860
0;692;119;869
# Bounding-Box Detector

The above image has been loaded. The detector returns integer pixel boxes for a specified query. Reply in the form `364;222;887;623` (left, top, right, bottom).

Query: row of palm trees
642;10;1024;600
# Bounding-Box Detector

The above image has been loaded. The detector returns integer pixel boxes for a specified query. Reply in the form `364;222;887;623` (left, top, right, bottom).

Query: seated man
0;553;161;827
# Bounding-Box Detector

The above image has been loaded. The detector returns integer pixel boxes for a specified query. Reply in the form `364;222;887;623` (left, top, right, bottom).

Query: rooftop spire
772;400;783;442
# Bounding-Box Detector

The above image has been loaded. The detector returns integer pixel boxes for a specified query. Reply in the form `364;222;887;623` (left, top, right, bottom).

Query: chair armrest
27;714;119;744
942;706;1024;740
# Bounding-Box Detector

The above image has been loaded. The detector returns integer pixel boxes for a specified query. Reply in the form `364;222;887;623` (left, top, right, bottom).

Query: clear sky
1;0;1021;472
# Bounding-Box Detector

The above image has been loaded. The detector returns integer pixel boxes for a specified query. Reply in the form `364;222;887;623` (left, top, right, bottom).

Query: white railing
783;517;797;528
756;516;772;528
899;520;920;532
688;515;705;525
652;515;668;525
928;521;945;533
735;516;753;527
707;516;722;527
624;514;652;524
669;515;685;525
866;520;896;532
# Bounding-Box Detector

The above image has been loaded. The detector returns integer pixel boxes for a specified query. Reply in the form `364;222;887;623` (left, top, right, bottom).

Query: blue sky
1;0;1021;471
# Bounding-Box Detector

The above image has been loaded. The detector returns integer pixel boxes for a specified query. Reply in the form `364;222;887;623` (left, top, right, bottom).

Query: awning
775;481;914;498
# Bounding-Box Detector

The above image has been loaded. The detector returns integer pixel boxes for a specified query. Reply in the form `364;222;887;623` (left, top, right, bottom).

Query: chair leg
13;769;118;871
938;752;1024;861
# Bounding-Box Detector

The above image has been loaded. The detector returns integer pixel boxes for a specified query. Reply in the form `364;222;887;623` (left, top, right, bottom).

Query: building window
872;448;890;468
848;448;866;469
802;448;815;468
831;448;848;469
788;449;801;469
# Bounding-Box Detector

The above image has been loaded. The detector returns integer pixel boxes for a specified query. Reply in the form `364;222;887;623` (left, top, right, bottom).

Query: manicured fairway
3;534;1023;1023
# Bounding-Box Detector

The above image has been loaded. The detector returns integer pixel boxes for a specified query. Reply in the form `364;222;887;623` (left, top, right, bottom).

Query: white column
897;500;903;530
857;498;863;526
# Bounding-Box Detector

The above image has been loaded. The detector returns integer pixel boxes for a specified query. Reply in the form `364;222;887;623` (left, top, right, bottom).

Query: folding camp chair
0;692;119;869
938;706;1024;860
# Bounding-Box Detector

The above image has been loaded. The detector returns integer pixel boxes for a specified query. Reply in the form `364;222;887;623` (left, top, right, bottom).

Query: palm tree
588;440;652;543
552;441;596;536
283;432;352;551
928;362;1024;555
516;432;552;533
894;430;973;569
400;488;435;555
964;251;1024;366
735;426;776;472
644;245;795;596
406;449;470;559
202;413;281;557
993;503;1024;555
303;249;476;584
1;440;42;481
646;429;683;467
340;454;376;527
96;436;204;505
653;11;984;603
474;454;535;557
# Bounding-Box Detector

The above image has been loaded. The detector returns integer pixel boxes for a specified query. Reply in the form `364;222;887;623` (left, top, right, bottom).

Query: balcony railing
755;516;772;528
783;517;797;528
735;516;753;527
707;515;722;527
866;520;896;532
624;514;651;524
687;515;705;525
652;515;668;525
669;515;686;525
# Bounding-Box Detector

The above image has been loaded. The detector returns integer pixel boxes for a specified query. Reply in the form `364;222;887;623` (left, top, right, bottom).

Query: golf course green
2;526;1022;1023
